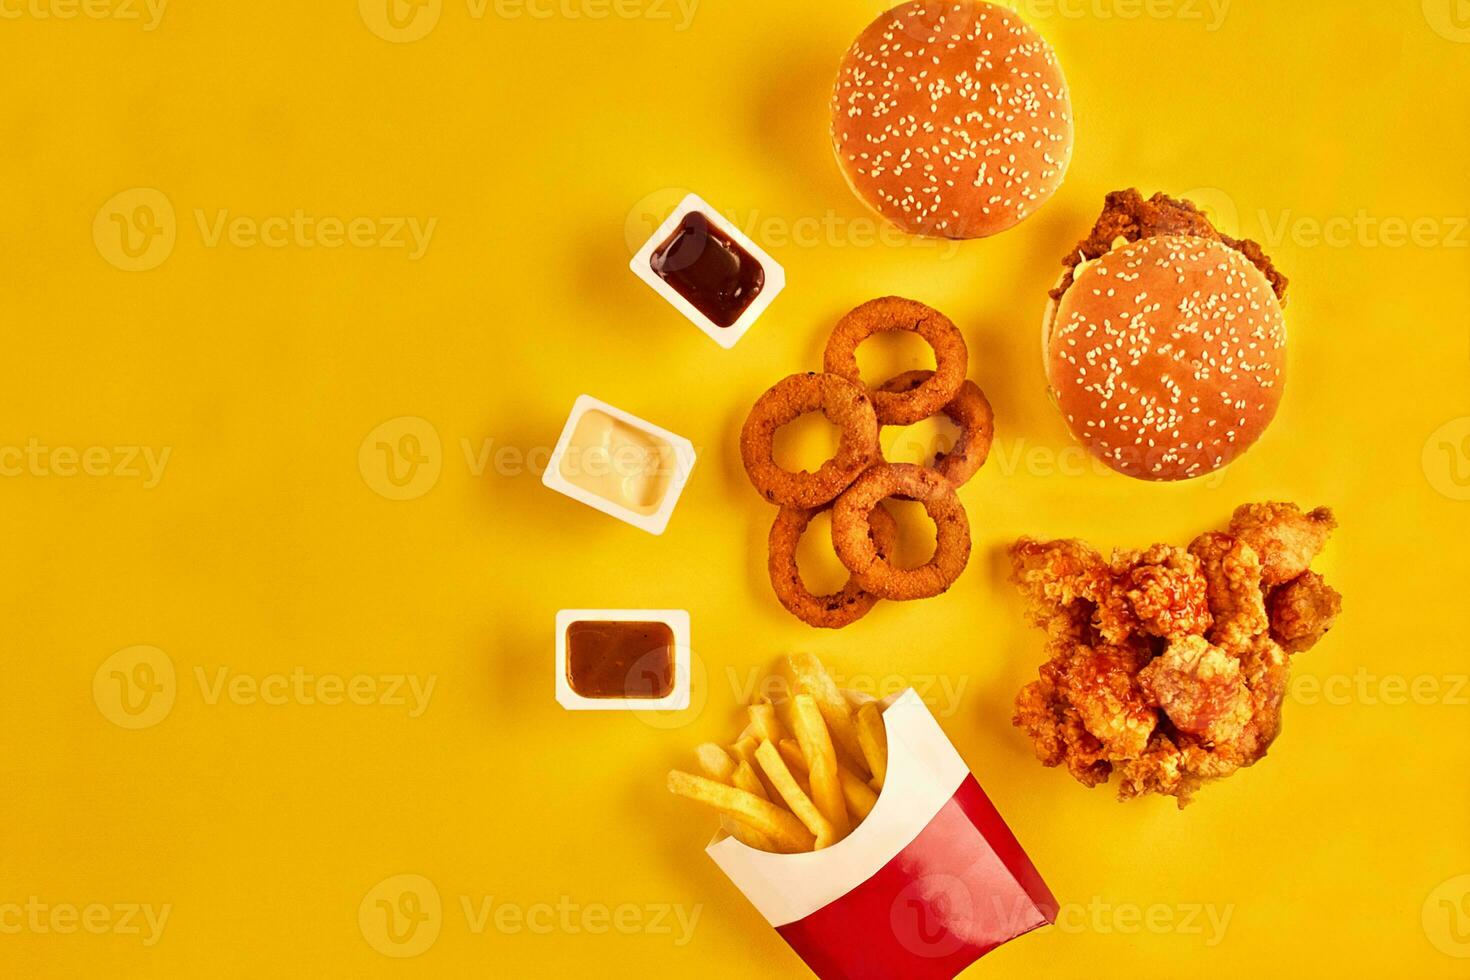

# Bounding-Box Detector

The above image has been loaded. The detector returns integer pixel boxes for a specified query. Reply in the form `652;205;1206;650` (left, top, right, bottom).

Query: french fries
719;814;776;852
787;653;868;774
748;702;786;743
791;695;849;841
685;745;779;850
667;655;890;854
667;771;815;853
779;738;878;821
729;736;782;801
776;738;808;776
856;701;889;791
695;743;736;783
731;760;768;800
755;740;836;848
774;741;815;797
837;764;879;820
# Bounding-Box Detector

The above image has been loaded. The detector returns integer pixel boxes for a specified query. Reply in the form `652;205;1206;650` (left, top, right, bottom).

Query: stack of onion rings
739;296;994;627
740;372;879;507
832;464;971;600
877;370;995;487
825;296;969;425
768;503;898;629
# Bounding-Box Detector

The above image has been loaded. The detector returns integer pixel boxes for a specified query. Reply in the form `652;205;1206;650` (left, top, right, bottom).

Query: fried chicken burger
1043;190;1290;481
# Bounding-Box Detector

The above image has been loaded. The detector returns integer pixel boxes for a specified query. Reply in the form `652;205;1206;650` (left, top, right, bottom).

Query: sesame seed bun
1045;236;1287;482
830;0;1074;239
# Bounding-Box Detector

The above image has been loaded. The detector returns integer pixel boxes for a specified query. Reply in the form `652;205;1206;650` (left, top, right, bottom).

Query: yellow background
2;0;1467;976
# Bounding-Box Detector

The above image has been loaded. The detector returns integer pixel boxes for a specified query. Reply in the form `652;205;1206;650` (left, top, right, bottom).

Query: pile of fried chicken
1011;503;1342;807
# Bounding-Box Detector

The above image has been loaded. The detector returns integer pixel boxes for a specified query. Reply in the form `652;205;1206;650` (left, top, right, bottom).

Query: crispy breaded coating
1009;538;1212;646
1114;735;1186;801
1234;634;1290;756
1268;571;1343;653
1010;504;1339;807
1011;537;1107;623
1139;636;1253;744
1189;532;1270;648
1228;502;1338;586
1059;642;1157;760
1115;545;1213;641
1050;189;1289;304
1014;673;1112;787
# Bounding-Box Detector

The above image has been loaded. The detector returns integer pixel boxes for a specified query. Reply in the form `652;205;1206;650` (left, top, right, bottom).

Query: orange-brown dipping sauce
566;620;675;699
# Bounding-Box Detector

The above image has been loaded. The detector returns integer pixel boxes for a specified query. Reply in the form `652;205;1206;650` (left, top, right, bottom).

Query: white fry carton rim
706;689;969;927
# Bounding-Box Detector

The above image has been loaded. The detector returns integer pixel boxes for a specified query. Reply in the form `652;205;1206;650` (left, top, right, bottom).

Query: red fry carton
707;690;1057;979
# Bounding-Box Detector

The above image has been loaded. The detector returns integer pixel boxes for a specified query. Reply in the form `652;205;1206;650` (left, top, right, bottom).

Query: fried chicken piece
1010;538;1211;645
1116;733;1248;805
1233;634;1290;756
1116;732;1252;807
1010;503;1339;807
1014;671;1112;787
1269;571;1343;653
1011;537;1132;644
1138;636;1252;744
1010;537;1107;632
1228;503;1337;586
1121;632;1293;803
1114;734;1186;801
1059;642;1158;760
1113;545;1213;641
1049;189;1289;303
1189;532;1270;648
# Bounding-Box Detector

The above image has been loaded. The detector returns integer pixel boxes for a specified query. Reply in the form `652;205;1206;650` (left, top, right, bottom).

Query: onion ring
768;503;898;629
740;372;880;508
831;463;971;600
877;370;995;486
824;297;968;425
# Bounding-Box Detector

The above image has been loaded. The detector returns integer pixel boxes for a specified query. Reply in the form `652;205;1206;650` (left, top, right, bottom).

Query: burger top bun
830;0;1073;239
1045;236;1287;482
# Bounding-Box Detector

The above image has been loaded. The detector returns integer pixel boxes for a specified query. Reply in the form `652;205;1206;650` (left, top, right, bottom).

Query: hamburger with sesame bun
1043;190;1289;482
830;0;1073;239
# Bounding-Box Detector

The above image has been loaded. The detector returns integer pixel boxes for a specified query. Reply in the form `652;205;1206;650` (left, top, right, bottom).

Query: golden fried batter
1268;571;1343;653
1228;502;1337;586
1012;538;1210;645
1115;545;1213;641
1010;503;1339;807
1188;532;1270;648
1049;189;1289;304
1059;641;1157;760
1138;636;1252;744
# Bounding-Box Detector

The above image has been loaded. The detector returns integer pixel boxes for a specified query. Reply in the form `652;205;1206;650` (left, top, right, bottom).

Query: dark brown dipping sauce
649;212;764;328
566;620;675;699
